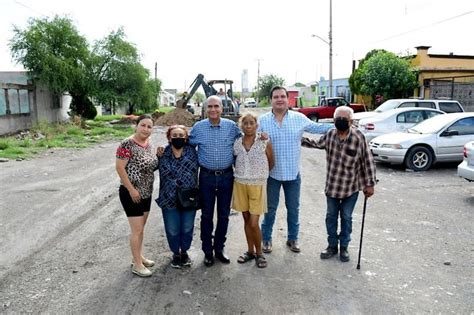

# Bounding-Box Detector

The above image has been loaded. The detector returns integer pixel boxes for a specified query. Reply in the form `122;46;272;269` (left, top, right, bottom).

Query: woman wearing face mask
156;125;199;268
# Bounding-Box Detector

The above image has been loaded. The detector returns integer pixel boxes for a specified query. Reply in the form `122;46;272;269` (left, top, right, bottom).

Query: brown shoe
262;241;272;253
286;240;301;253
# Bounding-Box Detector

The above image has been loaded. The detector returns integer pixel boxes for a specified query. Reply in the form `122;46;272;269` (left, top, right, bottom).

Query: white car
369;113;474;171
358;107;444;142
353;98;464;126
457;141;474;181
244;97;257;108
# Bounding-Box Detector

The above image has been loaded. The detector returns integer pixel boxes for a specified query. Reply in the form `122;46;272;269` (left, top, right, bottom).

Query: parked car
353;99;464;126
369;112;474;171
457;141;474;181
295;97;366;122
358;107;445;142
244;97;257;108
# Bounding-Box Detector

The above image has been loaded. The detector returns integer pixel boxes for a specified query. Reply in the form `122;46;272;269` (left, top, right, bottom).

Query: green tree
349;50;418;105
9;15;96;118
193;91;205;104
91;28;160;114
256;74;285;102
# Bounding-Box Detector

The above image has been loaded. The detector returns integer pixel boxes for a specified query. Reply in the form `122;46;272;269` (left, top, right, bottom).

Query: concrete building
411;46;474;111
0;72;71;135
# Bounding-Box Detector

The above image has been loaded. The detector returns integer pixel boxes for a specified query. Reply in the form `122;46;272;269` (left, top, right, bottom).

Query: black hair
270;86;288;98
136;114;153;125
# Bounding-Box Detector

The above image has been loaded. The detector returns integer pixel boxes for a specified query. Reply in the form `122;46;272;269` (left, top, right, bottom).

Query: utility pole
329;0;333;97
154;62;157;80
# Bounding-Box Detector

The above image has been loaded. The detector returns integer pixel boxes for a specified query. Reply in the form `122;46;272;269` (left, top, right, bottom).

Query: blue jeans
161;208;196;255
325;192;359;247
199;170;234;254
261;174;301;242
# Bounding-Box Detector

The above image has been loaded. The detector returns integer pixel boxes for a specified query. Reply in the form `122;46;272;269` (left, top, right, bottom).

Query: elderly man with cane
307;105;376;262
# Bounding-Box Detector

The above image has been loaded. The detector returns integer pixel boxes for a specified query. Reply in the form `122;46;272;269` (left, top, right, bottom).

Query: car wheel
308;114;319;122
405;146;433;171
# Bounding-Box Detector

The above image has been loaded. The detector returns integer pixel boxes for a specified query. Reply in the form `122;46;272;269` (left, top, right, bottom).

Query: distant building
0;71;71;135
241;69;249;96
411;46;474;111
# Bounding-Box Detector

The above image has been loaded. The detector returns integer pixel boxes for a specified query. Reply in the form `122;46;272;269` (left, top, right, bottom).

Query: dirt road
0;122;472;314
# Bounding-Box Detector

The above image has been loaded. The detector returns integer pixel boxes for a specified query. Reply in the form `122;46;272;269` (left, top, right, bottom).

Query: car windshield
375;100;401;112
408;114;456;134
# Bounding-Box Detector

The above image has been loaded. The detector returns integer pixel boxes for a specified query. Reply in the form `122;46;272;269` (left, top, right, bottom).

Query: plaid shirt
156;145;198;209
258;110;332;181
189;118;241;170
314;127;377;199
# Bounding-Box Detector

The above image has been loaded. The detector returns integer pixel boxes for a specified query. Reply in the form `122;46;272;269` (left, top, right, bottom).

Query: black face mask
334;117;350;131
171;138;186;149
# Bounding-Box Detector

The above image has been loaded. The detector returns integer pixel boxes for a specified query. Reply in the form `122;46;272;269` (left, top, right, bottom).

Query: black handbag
176;187;201;211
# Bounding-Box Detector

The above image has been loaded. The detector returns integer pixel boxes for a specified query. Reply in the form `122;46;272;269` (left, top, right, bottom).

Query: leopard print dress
116;138;159;199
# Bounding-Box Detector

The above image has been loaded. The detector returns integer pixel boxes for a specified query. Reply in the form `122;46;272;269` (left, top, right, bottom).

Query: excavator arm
176;74;217;109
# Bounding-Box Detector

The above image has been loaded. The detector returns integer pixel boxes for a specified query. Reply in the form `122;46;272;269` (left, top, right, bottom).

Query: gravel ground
0;119;473;314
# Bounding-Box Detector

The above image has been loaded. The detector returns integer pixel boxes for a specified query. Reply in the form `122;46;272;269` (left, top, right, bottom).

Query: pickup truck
295;97;366;121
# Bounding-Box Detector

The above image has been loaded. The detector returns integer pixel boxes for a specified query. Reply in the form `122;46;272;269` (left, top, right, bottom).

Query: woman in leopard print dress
116;114;158;277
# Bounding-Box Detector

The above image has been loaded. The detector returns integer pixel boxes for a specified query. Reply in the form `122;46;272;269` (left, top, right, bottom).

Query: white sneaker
131;265;152;277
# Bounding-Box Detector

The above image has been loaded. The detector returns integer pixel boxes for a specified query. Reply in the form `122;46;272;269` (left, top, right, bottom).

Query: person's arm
266;140;275;171
360;136;377;198
233;122;242;140
303;115;333;134
115;158;141;203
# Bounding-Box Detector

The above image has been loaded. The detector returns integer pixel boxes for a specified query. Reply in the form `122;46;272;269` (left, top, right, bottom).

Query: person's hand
363;186;374;198
259;132;269;140
156;146;165;157
129;188;141;203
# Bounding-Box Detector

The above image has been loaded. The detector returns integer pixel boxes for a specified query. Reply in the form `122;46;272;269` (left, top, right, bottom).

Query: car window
439;102;463;113
327;99;336;107
397;111;424;123
448;117;474;135
398;101;417;108
424;110;443;119
417;102;435;109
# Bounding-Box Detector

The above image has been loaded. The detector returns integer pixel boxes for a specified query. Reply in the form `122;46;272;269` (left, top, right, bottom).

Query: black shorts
119;185;152;217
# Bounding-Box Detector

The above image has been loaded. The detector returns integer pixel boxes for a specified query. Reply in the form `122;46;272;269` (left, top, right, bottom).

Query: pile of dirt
154;108;198;127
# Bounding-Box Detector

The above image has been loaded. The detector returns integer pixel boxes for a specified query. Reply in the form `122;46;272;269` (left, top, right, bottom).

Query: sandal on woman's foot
255;254;267;268
237;252;255;264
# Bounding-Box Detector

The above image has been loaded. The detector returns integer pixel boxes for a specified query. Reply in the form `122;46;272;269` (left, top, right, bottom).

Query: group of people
115;86;377;277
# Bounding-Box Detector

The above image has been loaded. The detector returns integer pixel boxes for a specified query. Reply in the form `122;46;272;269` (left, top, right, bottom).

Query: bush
69;94;97;120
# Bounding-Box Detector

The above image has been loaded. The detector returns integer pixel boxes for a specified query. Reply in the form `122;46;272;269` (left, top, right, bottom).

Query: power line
375;10;474;43
13;0;48;17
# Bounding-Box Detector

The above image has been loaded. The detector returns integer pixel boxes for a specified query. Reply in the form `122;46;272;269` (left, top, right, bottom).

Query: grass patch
0;116;134;159
156;107;174;114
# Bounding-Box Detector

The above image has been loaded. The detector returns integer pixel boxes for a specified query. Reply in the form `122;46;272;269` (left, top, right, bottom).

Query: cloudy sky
1;0;473;92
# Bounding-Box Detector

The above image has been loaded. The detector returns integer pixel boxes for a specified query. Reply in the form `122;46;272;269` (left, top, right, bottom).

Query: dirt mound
154;108;198;127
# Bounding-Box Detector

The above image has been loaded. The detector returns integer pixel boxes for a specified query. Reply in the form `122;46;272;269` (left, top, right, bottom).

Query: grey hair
334;106;354;119
207;95;223;106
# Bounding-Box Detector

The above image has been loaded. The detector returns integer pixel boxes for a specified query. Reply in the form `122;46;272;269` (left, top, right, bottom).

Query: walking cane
356;195;368;270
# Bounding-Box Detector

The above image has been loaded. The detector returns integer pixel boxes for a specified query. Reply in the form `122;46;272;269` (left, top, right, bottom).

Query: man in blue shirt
189;95;241;267
258;86;331;254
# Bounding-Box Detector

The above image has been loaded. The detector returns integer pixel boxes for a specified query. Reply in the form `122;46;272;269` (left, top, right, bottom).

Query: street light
311;0;333;97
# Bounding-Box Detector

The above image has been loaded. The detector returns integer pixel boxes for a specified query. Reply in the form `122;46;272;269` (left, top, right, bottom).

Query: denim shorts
119;185;152;217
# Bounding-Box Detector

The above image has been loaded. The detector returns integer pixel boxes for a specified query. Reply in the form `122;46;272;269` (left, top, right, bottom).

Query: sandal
255;254;267;268
237;252;255;264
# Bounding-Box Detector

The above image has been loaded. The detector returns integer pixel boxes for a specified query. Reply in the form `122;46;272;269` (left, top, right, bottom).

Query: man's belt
200;166;233;176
